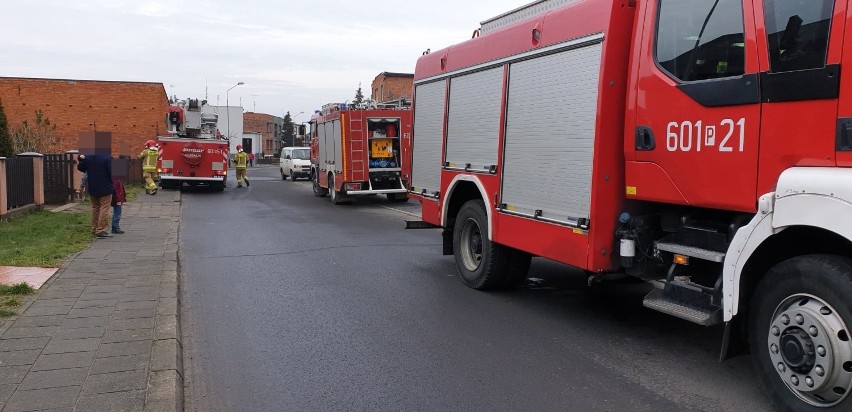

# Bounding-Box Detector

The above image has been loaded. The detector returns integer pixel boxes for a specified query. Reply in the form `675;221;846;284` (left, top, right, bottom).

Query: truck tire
281;168;287;180
453;199;525;290
749;255;852;411
312;171;327;197
328;175;349;205
289;169;296;182
386;193;408;202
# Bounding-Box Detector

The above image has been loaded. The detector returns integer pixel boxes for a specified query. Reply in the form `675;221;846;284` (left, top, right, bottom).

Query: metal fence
5;157;35;211
43;154;75;204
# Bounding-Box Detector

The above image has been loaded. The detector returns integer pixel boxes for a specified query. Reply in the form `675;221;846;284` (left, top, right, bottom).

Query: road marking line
376;204;421;218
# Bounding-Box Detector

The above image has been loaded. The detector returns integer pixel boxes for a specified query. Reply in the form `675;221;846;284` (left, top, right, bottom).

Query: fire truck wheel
329;175;349;205
386;193;408;202
749;255;852;411
312;172;327;197
453;199;517;290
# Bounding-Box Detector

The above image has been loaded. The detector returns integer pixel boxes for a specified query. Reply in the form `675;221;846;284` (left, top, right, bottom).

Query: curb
145;190;184;411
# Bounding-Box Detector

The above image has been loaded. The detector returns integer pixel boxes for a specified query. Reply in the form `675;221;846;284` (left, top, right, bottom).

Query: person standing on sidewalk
248;152;254;167
235;145;250;187
77;153;114;238
138;139;159;195
111;177;126;234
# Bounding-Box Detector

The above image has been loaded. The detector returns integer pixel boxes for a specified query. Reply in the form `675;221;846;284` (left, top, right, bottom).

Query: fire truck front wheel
749;255;852;411
453;200;530;290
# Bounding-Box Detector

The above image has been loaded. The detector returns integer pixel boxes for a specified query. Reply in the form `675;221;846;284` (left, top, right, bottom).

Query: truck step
643;288;721;326
655;242;725;262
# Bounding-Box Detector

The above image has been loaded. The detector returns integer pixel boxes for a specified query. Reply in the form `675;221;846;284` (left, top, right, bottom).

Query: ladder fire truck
157;99;228;191
310;101;412;204
410;0;852;409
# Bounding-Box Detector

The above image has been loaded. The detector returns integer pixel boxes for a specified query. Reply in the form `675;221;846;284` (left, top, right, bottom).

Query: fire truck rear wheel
312;171;327;197
453;199;524;290
329;175;348;205
749;255;852;411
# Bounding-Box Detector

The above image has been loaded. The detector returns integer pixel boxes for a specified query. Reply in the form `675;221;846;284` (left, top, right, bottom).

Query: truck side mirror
286;155;291;159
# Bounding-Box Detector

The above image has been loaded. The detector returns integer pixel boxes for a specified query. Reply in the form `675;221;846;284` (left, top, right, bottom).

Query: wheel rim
459;217;483;271
767;293;852;407
330;177;336;201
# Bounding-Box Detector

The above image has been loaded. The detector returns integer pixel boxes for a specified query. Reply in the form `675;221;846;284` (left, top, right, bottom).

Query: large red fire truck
410;0;852;409
157;99;228;191
310;102;412;204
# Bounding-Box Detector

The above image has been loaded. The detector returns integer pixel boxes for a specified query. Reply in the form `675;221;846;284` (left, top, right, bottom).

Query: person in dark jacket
111;178;126;234
77;154;114;238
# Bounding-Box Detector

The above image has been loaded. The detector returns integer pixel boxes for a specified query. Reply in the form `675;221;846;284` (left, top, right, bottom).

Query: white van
279;147;312;181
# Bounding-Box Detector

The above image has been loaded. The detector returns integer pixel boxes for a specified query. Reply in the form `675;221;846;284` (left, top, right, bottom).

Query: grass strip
0;210;93;267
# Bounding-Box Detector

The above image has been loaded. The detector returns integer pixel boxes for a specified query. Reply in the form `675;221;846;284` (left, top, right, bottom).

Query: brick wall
371;72;414;103
0;77;168;156
243;112;281;157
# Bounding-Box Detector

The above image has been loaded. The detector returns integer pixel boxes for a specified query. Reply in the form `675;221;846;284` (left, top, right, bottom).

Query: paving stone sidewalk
0;190;183;412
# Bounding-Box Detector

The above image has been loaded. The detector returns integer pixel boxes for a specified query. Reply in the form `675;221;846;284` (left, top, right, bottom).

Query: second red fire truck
310;101;412;204
410;0;852;409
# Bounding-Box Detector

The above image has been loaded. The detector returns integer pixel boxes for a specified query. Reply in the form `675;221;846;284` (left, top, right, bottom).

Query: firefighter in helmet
235;145;249;188
138;140;159;195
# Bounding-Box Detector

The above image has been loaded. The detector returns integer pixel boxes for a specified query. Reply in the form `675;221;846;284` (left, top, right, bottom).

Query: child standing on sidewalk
111;178;126;234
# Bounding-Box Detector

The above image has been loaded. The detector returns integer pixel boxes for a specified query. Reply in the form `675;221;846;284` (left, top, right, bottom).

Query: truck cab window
764;0;833;72
656;0;746;82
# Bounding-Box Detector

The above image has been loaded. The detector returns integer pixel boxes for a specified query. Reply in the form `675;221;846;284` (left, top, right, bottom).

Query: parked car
280;147;311;181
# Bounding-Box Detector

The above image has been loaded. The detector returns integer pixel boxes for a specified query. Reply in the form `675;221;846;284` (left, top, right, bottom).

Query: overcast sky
2;0;525;122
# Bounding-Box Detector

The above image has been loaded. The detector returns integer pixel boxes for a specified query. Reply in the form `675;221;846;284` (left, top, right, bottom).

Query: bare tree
11;109;59;154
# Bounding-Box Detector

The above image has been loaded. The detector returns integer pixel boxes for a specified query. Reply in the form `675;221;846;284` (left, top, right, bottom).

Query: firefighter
235;145;250;187
138;140;159;195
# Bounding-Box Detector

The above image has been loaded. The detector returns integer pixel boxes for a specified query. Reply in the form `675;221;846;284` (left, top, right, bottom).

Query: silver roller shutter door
411;81;446;196
318;122;327;168
332;120;341;173
501;43;602;224
445;67;503;172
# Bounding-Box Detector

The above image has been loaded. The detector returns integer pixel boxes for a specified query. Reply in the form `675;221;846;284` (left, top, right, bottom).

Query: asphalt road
180;166;775;412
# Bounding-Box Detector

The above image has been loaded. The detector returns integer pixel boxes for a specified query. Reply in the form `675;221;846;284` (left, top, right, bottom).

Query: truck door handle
837;119;852;151
635;126;655;151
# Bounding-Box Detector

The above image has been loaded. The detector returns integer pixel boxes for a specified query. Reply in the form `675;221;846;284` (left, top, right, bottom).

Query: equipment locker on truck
410;0;852;409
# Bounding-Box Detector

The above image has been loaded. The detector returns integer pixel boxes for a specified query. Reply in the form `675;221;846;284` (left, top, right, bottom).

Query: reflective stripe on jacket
235;152;248;168
138;149;158;171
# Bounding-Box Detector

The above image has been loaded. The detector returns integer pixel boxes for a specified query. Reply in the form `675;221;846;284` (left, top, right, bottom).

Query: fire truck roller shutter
332;119;342;174
412;80;447;197
318;121;328;169
445;67;503;173
501;42;602;225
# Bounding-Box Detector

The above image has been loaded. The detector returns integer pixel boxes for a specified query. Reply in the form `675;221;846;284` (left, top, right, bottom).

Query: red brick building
243;112;282;157
0;77;168;155
371;72;413;103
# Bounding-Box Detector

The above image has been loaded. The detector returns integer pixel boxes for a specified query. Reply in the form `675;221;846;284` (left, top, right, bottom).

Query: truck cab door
755;0;843;188
626;0;762;212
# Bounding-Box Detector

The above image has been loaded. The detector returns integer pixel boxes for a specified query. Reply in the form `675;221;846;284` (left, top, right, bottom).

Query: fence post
32;155;45;209
66;150;82;200
17;152;45;210
0;157;7;220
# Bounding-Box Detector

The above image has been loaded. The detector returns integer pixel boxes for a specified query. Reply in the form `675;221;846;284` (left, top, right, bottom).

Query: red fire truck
310;102;412;204
157;99;228;191
410;0;852;409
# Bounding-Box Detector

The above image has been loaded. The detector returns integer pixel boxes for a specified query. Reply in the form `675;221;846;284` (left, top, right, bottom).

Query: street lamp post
226;82;244;147
292;111;304;146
